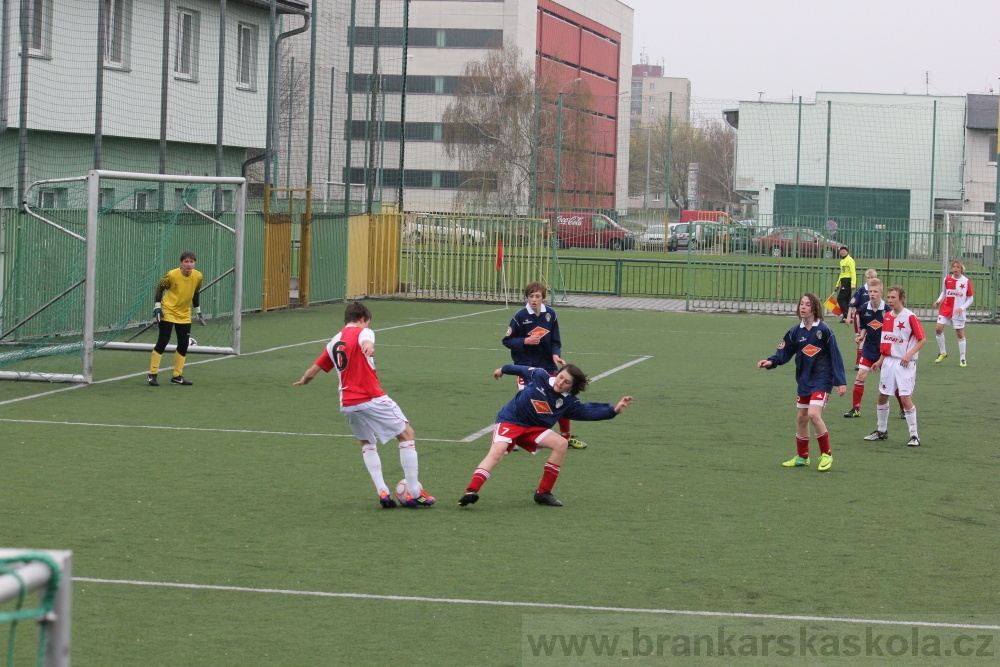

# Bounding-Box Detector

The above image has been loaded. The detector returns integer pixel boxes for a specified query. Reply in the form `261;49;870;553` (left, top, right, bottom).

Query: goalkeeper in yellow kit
147;251;206;386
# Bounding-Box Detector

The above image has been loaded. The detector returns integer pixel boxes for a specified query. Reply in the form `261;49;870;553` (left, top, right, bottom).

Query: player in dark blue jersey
845;269;878;370
502;281;587;449
845;279;891;418
458;364;632;507
758;293;847;472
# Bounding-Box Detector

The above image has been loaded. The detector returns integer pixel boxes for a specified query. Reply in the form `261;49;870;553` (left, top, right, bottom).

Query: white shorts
341;395;408;444
936;314;966;330
878;357;917;397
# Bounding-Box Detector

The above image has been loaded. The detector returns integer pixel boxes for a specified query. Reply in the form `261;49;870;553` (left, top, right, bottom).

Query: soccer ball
394;479;410;505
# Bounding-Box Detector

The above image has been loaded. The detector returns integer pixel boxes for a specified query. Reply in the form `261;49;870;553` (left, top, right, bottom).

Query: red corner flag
495;238;504;271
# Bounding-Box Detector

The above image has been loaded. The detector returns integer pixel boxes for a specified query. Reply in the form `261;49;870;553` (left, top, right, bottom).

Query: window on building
649;82;654;91
237;23;258;90
103;0;132;68
27;0;52;56
134;190;154;211
0;188;15;207
984;202;995;213
653;193;661;202
989;133;997;165
98;188;116;210
648;108;655;116
38;188;67;209
174;8;200;80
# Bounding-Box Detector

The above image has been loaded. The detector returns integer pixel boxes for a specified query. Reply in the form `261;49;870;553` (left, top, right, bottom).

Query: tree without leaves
629;116;737;213
442;44;602;216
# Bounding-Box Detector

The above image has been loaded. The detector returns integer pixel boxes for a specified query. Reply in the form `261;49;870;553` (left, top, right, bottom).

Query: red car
755;229;841;258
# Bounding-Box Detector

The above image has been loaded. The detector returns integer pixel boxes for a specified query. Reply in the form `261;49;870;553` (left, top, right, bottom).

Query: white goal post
0;170;246;384
942;210;997;274
0;549;72;667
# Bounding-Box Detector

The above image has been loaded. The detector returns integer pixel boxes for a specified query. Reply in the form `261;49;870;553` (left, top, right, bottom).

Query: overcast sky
626;0;1000;103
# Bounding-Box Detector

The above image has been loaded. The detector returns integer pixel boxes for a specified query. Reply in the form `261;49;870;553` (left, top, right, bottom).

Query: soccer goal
942;210;997;272
0;170;246;383
0;549;72;667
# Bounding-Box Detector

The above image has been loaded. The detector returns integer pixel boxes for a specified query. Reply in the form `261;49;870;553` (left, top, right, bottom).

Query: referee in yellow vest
835;246;856;323
147;251;206;386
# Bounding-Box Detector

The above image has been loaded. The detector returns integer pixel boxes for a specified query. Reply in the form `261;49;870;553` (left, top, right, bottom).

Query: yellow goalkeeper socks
149;351;162;375
173;351;186;378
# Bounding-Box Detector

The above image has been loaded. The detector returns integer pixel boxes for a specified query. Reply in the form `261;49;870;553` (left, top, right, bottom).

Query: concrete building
0;0;306;208
963;94;999;216
629;64;690;129
732;92;968;246
301;0;634;214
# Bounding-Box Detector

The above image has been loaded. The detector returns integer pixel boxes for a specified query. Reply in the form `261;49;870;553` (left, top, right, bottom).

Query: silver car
637;224;666;250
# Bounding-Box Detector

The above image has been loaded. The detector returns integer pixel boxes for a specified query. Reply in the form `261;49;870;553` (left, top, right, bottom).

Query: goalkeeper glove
153;303;163;323
195;307;206;326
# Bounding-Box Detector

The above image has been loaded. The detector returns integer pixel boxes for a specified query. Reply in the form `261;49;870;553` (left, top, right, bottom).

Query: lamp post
589;90;629;211
552;78;581;228
376;53;412;207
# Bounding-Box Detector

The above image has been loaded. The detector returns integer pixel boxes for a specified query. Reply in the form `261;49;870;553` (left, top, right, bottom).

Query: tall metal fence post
306;0;317;195
823;100;831;224
215;0;227;214
993;101;1000;319
398;0;410;213
794;96;802;225
531;88;540;216
286;57;294;189
664;92;672;252
326;67;335;210
344;0;357;214
554;91;563;222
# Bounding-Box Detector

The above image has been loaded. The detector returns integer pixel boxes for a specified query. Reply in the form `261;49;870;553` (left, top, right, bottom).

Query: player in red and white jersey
865;286;926;447
932;260;973;366
294;302;434;508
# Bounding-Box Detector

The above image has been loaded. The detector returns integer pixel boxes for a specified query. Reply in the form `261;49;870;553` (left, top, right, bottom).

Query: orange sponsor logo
802;344;821;357
531;399;553;414
528;326;549;338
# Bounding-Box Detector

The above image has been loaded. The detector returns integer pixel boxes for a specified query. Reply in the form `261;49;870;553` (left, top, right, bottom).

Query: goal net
0;170;246;383
0;549;72;667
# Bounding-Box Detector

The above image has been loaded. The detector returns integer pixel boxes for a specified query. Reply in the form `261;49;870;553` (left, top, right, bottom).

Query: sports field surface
2;300;998;665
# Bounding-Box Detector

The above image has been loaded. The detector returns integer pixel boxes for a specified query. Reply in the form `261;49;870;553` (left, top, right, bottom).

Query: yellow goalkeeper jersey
838;255;856;288
156;268;203;324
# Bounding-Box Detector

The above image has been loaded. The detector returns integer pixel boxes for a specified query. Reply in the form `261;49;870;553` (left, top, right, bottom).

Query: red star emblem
897;321;905;330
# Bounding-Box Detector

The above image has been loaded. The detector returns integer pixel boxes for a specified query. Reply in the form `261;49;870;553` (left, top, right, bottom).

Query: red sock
558;418;571;438
537;462;561;494
852;381;865;410
816;431;831;455
466;468;490;493
796;435;809;459
855;347;862;366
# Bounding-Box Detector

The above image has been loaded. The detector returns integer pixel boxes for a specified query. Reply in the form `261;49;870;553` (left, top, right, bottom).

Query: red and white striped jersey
315;325;386;407
880;308;926;360
937;275;974;318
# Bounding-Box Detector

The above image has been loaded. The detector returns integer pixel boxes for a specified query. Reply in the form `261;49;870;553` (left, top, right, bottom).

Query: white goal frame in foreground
0;549;72;667
942;210;998;274
0;170;246;384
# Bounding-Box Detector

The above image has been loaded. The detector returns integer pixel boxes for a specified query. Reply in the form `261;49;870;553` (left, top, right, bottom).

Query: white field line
460;356;652;442
72;577;1000;631
0;418;464;443
0;308;507;408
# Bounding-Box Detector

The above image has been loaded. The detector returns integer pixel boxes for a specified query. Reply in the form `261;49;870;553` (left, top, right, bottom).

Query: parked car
637;224;666;250
403;219;485;245
666;222;705;251
726;220;759;252
547;212;636;250
754;228;840;258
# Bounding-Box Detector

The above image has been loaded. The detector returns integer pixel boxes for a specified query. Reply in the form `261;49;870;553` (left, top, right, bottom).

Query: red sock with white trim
466;468;490;493
796;435;810;459
537;463;561;494
852;381;865;410
816;431;832;456
558;418;571;438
